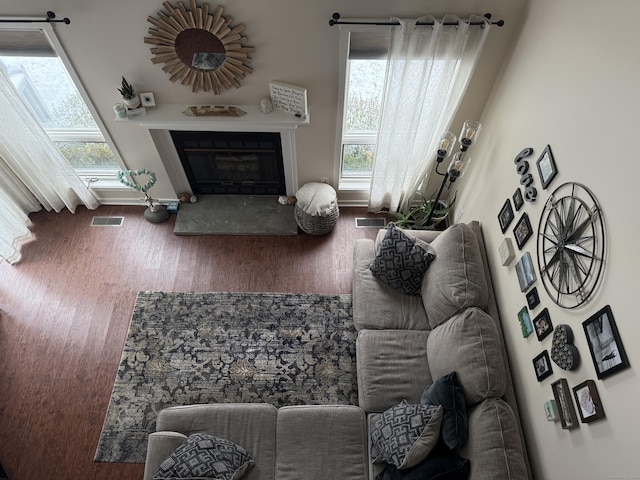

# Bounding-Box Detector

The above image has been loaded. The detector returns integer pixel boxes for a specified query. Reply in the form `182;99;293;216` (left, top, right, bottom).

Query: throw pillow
153;433;254;480
375;446;470;480
369;223;436;296
420;372;468;450
371;400;443;469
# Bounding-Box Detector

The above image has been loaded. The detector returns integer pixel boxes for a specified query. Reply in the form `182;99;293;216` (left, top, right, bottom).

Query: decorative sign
513;147;537;202
269;81;308;117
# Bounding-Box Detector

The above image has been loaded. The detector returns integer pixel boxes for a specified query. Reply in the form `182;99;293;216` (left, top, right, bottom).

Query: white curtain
0;68;99;264
369;14;491;213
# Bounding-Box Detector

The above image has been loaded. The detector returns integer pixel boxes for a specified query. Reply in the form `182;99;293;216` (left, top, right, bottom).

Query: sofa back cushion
421;224;488;328
426;307;506;406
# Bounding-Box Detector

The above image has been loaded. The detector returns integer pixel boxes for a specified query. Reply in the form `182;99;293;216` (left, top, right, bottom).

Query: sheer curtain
0;68;99;264
369;14;491;213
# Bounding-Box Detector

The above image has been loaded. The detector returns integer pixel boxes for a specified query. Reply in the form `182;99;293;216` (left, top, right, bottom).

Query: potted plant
389;192;456;230
118;76;140;109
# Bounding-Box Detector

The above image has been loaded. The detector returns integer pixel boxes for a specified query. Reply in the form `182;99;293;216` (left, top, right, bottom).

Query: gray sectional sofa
143;221;531;480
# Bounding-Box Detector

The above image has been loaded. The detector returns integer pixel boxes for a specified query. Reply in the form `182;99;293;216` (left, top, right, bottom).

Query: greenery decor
117;77;136;100
389;192;456;229
116;168;160;212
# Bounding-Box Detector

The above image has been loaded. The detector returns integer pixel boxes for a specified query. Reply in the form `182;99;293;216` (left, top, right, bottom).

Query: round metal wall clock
536;182;606;309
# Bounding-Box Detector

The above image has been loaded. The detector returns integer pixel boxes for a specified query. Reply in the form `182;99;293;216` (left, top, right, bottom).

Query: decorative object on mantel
536;182;606;309
144;0;254;94
117;76;140;109
140;91;156;108
113;103;126;118
513;147;537;202
182;105;246;117
116;168;169;223
582;305;630;379
269;81;308;118
259;96;273;114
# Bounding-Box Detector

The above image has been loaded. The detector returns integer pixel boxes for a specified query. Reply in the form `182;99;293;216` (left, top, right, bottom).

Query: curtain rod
0;11;70;25
328;12;504;27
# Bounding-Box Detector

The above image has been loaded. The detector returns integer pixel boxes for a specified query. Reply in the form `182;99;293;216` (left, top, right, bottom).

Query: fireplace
170;131;286;195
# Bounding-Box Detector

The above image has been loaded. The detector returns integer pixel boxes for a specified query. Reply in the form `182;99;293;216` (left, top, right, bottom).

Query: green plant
117;77;135;100
389;191;457;230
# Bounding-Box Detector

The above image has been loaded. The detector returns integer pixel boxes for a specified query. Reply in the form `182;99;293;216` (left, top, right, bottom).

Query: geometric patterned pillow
153;433;255;480
371;400;443;470
369;223;436;296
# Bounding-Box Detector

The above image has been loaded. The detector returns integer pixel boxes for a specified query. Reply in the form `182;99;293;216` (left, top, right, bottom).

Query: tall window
0;24;121;180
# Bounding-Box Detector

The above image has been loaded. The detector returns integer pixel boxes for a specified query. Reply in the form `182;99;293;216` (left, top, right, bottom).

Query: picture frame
140;92;156;108
544;399;559;421
515;252;537;292
536;144;558;189
583;305;630;379
499;238;515;266
533;350;553;381
513;187;524;211
572;380;605;423
498;199;514;233
513;212;533;250
526;286;540;310
518;306;533;338
533;307;553;341
551;378;579;429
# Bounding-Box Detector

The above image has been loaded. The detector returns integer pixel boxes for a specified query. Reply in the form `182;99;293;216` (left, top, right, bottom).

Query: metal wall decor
536;182;606;309
144;0;253;93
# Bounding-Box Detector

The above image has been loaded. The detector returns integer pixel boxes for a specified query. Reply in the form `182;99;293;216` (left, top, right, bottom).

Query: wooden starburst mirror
144;0;253;94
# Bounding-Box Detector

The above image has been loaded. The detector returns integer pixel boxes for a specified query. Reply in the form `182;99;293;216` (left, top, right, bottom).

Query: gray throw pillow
154;433;254;480
420;372;468;450
371;400;443;469
370;224;436;296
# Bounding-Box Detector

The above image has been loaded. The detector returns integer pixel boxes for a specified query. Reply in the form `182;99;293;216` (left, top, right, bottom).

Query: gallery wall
1;0;525;204
458;0;640;478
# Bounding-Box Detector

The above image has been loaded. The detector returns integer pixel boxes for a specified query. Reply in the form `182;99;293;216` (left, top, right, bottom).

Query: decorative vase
123;95;141;109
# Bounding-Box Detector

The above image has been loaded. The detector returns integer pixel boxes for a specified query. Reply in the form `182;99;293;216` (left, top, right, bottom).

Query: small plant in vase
116;168;169;223
117;76;140;109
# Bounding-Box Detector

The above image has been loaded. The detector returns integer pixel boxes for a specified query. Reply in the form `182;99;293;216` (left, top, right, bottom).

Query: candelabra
423;120;481;227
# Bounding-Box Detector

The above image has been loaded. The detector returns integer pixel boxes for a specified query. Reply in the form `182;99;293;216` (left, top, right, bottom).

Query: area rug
94;291;356;464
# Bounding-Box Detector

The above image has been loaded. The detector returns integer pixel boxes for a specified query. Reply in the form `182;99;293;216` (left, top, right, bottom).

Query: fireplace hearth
170;130;286;195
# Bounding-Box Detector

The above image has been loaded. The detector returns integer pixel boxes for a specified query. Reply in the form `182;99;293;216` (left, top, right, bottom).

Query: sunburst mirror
144;0;253;94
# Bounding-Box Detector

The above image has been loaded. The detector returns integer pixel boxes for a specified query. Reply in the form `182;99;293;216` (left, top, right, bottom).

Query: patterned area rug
94;291;356;463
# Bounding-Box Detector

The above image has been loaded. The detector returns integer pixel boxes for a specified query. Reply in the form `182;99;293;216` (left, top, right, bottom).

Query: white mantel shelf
117;104;309;132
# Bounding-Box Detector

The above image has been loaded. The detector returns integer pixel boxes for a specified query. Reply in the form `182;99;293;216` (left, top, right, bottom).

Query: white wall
1;0;524;204
458;1;640;478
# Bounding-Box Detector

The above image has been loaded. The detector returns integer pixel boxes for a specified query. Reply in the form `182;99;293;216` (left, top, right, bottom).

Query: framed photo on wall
513;213;533;250
533;350;553;381
536;144;558;189
583;305;630;379
515;252;537;292
513;187;524;211
551;378;579;430
526;287;540;310
518;306;533;338
533;308;553;341
572;380;605;423
498;199;514;233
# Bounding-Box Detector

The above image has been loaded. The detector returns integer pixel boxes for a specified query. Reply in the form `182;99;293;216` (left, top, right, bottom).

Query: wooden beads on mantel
144;0;254;94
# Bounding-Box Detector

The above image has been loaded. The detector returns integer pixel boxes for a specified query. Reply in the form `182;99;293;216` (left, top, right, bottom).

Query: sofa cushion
460;399;528;480
375;446;471;480
421;224;488;328
426;308;506;406
153;432;254;480
420;372;468;449
370;224;436;296
356;329;432;413
371;401;443;469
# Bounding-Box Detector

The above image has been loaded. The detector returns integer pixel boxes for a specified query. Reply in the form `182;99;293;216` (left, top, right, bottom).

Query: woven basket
295;203;339;235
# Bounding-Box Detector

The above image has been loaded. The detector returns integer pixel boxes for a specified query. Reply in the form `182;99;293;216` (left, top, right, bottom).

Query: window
0;24;121;181
336;27;390;190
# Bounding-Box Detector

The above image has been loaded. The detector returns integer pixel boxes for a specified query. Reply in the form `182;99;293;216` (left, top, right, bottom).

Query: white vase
123;95;140;109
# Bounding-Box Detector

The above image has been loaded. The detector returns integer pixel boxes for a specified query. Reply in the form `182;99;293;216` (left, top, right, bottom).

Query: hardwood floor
0;204;382;480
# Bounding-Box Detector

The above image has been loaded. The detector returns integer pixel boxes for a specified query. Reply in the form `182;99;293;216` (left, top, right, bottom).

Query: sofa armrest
352;238;429;331
143;431;188;480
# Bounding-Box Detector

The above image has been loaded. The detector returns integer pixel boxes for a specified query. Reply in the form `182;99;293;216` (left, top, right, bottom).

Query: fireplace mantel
119;104;309;196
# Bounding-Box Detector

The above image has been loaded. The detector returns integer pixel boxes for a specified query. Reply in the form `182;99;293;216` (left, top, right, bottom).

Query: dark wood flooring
0;204;382;480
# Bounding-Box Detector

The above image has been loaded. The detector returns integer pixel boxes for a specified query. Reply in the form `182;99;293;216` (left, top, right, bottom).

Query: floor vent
91;216;125;227
355;217;386;228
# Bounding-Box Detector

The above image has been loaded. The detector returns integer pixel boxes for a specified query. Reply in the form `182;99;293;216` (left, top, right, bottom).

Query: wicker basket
295;202;339;235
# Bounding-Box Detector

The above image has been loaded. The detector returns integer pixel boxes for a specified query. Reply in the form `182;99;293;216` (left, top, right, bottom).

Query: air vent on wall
355;217;386;228
91;216;124;227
